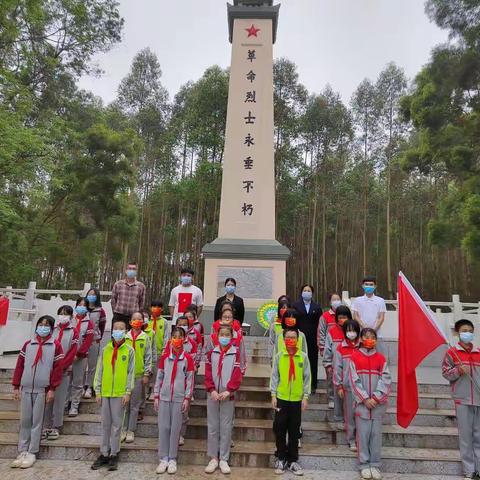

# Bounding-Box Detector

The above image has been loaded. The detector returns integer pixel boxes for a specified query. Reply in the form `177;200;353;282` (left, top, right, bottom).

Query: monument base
202;238;289;312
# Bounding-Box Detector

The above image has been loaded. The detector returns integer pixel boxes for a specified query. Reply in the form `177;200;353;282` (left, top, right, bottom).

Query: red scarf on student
217;343;232;379
152;316;158;333
57;323;69;344
170;348;182;399
74;315;84;336
33;335;51;367
131;329;140;351
111;339;125;370
286;347;297;384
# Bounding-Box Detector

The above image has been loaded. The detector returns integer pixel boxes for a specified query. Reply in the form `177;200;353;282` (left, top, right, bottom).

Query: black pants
273;399;301;463
305;336;318;392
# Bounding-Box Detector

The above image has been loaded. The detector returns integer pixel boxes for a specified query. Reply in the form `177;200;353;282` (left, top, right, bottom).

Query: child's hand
211;391;219;401
325;366;333;377
96;395;102;405
46;390;55;403
301;398;308;411
13;388;20;401
458;365;466;376
337;389;344;399
182;399;190;413
142;375;149;385
271;396;277;410
122;394;130;406
219;391;230;401
364;398;377;409
154;398;159;411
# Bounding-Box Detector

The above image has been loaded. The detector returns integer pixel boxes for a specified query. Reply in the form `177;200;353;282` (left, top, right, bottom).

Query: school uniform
124;330;152;432
270;348;311;465
43;322;79;430
186;327;202;367
323;324;345;422
148;316;170;391
442;343;480;477
12;335;64;455
154;349;195;461
69;315;94;410
94;340;135;457
193;320;205;348
333;339;360;447
207;323;248;374
84;307;106;388
205;343;243;461
317;310;336;404
272;329;308;358
268;319;284;358
349;347;391;472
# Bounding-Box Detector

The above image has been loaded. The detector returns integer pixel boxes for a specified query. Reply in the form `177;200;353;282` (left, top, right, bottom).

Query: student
123;312;152;443
333;318;361;451
83;287;107;399
270;327;310;476
349;328;391;480
154;326;195;475
68;297;94;417
272;309;308;358
43;305;79;440
204;325;244;474
178;315;202;368
352;276;387;356
185;308;205;352
323;305;350;426
268;296;290;358
168;267;204;321
211;302;242;335
442;319;480;480
91;320;135;471
11;316;64;469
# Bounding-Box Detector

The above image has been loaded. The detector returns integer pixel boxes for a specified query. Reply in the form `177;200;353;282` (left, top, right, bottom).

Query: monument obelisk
202;0;289;327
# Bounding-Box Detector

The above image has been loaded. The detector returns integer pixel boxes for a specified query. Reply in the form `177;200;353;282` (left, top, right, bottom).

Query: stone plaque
216;267;273;299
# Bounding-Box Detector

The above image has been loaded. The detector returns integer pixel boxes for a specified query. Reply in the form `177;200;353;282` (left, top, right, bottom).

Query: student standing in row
11;316;64;469
269;296;290;359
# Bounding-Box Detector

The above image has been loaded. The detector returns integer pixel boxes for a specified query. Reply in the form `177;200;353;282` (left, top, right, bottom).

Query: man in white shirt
168;267;204;321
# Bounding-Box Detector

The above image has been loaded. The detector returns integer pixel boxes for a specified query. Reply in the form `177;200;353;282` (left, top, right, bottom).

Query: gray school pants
70;357;87;408
180;409;189;437
158;400;183;461
334;387;344;423
85;342;100;388
18;391;46;454
207;397;235;462
325;366;334;404
456;404;480;476
356;415;383;470
343;389;355;446
124;377;143;432
100;397;125;456
44;372;70;429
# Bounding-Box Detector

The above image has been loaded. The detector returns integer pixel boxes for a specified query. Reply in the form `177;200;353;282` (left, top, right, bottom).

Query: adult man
111;262;145;328
168;267;203;321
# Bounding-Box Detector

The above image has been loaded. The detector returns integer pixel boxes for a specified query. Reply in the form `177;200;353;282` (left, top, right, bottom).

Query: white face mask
346;331;358;340
58;315;71;325
331;300;342;310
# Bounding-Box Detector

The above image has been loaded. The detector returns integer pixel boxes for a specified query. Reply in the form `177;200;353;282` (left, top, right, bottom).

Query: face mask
131;319;143;329
171;338;183;349
181;275;192;286
86;295;97;304
285;338;297;349
151;307;162;317
302;291;313;301
460;332;474;344
346;331;358;340
219;336;231;347
331;300;342;310
225;285;236;294
279;306;287;318
126;269;137;278
112;330;126;342
363;338;376;349
36;325;51;337
187;318;195;328
75;306;87;316
363;285;376;295
58;315;70;325
284;317;296;328
338;317;347;326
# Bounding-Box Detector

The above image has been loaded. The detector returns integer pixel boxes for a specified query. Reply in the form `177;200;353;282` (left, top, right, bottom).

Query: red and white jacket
322;324;345;369
73;315;95;358
165;336;200;368
317;310;336;355
442;343;480;406
333;339;360;392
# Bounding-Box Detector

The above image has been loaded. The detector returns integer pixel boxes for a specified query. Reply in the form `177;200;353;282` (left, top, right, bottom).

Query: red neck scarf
152;316;158;332
111;339;125;370
74;315;84;336
33;335;51;367
131;329;140;350
286;347;297;384
57;323;69;344
170;348;182;399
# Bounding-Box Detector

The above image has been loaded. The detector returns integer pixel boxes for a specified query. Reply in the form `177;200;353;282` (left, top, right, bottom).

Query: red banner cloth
0;297;9;326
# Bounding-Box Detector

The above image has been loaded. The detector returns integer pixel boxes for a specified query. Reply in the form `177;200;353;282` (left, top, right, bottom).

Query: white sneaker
288;462;304;476
11;452;27;468
125;431;134;443
20;452;36;469
68;406;78;417
370;467;382;480
328;401;334;409
349;443;357;452
178;435;185;446
274;459;286;474
83;387;93;399
156;460;168;474
48;428;60;440
361;468;373;479
120;431;127;443
297;439;302;449
167;460;177;474
205;458;219;474
219;460;231;474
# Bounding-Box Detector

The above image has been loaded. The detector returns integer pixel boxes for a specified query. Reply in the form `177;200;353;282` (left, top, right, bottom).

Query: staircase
0;337;462;475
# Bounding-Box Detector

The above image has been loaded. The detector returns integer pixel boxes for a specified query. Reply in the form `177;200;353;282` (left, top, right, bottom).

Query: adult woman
213;278;245;325
293;284;322;393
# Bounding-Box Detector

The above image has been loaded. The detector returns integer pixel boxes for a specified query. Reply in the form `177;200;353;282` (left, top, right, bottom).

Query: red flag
0;296;9;326
397;271;447;428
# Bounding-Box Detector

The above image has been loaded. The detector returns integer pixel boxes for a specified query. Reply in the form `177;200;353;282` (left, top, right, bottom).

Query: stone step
0;411;461;449
0;432;462;474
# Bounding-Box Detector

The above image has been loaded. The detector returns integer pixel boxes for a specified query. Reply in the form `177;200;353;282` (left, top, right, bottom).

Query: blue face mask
225;285;236;295
460;332;474;344
112;330;126;342
302;291;313;301
126;269;137;279
219;336;231;347
36;325;51;337
86;295;97;304
363;285;376;295
75;306;87;316
181;275;192;286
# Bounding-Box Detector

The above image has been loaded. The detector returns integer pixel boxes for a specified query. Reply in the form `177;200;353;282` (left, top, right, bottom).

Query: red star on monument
245;24;260;38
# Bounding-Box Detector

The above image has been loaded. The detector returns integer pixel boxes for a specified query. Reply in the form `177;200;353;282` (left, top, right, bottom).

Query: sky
78;0;449;105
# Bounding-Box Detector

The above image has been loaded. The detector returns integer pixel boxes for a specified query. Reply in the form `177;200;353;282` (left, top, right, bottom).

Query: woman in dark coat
213;277;245;324
293;284;323;392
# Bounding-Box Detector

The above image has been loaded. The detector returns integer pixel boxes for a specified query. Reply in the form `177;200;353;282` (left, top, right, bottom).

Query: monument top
233;0;274;6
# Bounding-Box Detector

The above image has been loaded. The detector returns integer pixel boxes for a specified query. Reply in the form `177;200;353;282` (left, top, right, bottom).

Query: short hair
176;315;189;325
224;277;236;286
181;267;194;275
362;275;376;284
361;327;377;339
455;319;474;332
283;327;299;337
36;315;55;329
335;305;352;322
86;287;102;309
57;304;73;316
220;300;235;314
185;303;198;314
342;319;361;337
218;325;234;336
112;320;126;329
300;284;314;294
171;326;186;337
281;309;298;330
151;300;164;308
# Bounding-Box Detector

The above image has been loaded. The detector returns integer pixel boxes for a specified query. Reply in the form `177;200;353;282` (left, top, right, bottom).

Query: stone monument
202;0;290;326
